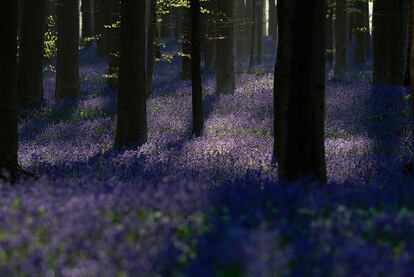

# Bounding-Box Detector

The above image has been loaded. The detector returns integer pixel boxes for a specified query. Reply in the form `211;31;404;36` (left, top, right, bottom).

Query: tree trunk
0;0;19;181
363;0;371;59
274;0;327;182
248;0;256;72
146;0;157;96
410;0;414;108
268;0;277;39
191;0;204;137
94;0;109;58
17;0;47;108
353;0;366;66
55;0;80;99
182;7;192;80
81;0;94;46
115;0;147;147
334;0;348;78
216;0;235;94
107;0;121;87
326;4;334;65
373;0;406;86
255;0;263;65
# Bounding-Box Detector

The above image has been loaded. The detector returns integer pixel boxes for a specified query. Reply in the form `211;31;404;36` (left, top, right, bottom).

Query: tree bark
274;0;327;182
81;0;94;46
191;0;204;137
17;0;47;108
216;0;235;94
373;0;406;86
326;4;334;65
255;0;263;65
182;6;192;80
115;0;147;147
94;0;109;58
353;0;366;66
334;0;348;78
55;0;80;99
0;0;19;181
268;0;277;40
146;0;157;96
107;0;121;87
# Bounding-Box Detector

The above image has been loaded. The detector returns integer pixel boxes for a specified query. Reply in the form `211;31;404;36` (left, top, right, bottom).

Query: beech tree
334;0;348;79
55;0;80;99
274;0;327;182
216;0;235;94
146;0;157;96
17;0;47;108
0;1;19;180
373;0;406;86
191;0;204;136
81;0;95;45
115;0;147;147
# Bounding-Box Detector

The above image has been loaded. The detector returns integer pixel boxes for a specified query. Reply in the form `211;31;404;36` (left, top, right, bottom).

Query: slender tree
0;0;19;181
55;0;80;99
274;0;327;182
335;0;348;79
353;0;366;66
216;0;235;94
373;0;406;86
81;0;95;45
255;0;263;65
182;4;192;80
190;0;204;136
115;0;147;147
326;3;334;66
107;0;121;87
268;0;277;39
17;0;47;108
146;0;157;96
94;0;109;57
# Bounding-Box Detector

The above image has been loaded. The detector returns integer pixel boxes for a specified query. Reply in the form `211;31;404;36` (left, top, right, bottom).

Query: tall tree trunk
81;0;94;46
268;0;277;39
182;6;192;80
94;0;109;58
248;0;256;72
274;0;327;182
17;0;47;108
353;0;366;66
216;0;235;94
363;0;371;59
191;0;204;136
326;4;334;65
146;0;157;96
0;0;19;181
115;0;147;147
410;0;414;108
107;0;121;87
255;0;263;65
335;0;348;78
373;0;406;86
55;0;80;99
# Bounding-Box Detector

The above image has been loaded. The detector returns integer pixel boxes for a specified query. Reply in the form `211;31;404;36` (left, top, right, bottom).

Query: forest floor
2;43;414;275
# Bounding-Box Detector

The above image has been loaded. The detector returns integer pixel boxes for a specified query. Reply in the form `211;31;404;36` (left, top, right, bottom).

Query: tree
373;0;406;86
182;5;192;80
146;0;157;96
55;0;80;99
216;0;235;94
81;0;94;46
17;0;47;108
191;0;204;136
94;0;109;57
254;0;263;65
353;0;367;66
274;0;327;182
326;3;334;65
0;0;19;181
115;0;147;147
268;0;277;40
334;0;348;79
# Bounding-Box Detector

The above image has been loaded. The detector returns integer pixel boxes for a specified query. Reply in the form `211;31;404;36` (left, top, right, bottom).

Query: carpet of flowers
2;42;414;276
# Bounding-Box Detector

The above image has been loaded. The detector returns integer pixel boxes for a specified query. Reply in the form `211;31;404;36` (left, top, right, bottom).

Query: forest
0;0;413;275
